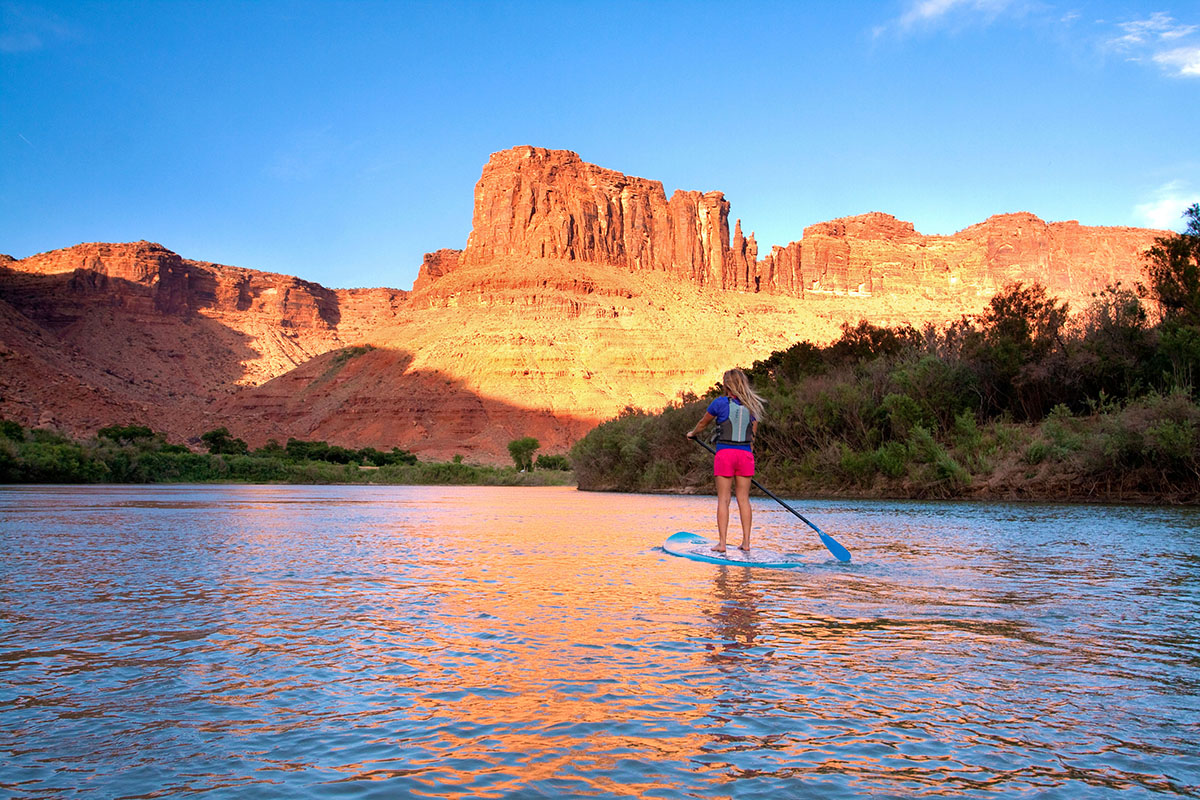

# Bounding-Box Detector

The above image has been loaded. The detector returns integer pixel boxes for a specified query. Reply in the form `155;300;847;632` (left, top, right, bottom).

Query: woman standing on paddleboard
685;369;766;553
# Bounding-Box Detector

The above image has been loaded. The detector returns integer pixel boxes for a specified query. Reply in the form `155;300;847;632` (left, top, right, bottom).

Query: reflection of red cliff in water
0;147;1165;463
349;488;717;792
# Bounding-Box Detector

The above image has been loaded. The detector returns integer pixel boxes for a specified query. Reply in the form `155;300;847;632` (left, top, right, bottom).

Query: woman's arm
686;413;715;439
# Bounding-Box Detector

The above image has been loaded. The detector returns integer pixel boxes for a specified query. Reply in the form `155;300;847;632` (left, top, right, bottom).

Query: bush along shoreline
571;208;1200;505
0;424;573;487
571;389;1199;504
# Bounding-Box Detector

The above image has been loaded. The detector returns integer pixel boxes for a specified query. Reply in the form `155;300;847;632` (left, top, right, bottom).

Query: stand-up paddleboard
663;531;804;569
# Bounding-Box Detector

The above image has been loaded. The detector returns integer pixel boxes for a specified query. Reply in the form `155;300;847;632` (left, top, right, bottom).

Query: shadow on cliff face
0;266;267;440
0;261;551;463
215;345;600;465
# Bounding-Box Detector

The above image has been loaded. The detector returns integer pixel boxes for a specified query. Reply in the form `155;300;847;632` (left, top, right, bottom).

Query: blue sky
2;1;1198;290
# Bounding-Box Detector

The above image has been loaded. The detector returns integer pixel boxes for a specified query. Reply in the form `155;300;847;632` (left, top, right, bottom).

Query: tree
535;453;570;471
507;437;539;471
1145;204;1200;328
97;425;156;445
966;282;1069;419
252;439;288;458
200;427;249;455
1071;283;1156;400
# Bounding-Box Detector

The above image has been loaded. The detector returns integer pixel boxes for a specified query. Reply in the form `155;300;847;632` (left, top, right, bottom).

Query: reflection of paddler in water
685;368;766;553
705;566;762;663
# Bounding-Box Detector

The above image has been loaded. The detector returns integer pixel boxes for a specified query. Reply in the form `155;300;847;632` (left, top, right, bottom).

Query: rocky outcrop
411;249;463;292
759;241;804;296
219;261;871;461
10;240;344;329
460;146;733;287
216;346;600;460
728;220;759;292
784;211;1161;300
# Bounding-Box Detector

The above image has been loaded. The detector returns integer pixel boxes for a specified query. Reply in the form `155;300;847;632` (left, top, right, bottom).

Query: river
1;485;1197;798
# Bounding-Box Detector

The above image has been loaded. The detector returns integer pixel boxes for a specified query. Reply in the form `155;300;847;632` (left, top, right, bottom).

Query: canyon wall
422;147;1161;307
0;145;1171;462
3;240;410;385
459;145;732;287
0;241;409;442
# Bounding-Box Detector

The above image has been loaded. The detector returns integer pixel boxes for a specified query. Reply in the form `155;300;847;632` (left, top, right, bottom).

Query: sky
2;0;1198;290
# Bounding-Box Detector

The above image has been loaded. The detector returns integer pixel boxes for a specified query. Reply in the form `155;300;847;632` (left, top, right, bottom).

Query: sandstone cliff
1;146;1168;464
0;241;408;442
426;148;1159;304
460;146;732;286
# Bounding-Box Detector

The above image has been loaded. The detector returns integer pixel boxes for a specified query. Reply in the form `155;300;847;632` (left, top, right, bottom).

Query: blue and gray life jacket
715;399;754;446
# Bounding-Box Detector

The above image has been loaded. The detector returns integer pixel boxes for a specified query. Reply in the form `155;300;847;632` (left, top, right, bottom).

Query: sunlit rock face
451;148;1159;302
0;147;1166;463
460;146;732;287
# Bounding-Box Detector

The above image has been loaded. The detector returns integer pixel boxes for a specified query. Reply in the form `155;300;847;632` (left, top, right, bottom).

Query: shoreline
577;482;1199;507
3;477;1193;506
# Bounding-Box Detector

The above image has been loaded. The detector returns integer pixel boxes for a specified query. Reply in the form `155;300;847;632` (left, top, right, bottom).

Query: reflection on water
1;485;1198;798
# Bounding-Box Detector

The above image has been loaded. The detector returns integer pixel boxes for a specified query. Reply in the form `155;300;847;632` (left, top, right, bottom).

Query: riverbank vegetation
572;207;1200;504
0;424;573;486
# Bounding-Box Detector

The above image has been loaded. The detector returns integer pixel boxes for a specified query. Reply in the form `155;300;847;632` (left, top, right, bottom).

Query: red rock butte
0;146;1166;463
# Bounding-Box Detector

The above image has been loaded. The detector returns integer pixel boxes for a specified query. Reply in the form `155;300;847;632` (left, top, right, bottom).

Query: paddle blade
820;531;852;563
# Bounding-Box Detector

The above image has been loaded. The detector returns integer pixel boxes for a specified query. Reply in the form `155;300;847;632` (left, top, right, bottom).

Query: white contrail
18;133;33;146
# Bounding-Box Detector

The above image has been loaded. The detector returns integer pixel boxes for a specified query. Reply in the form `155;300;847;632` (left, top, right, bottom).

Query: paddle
691;437;852;562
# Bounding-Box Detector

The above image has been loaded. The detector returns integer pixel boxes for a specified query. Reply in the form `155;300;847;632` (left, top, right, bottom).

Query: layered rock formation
0;241;408;441
0;146;1169;463
794;211;1157;298
461;146;732;286
434;148;1159;303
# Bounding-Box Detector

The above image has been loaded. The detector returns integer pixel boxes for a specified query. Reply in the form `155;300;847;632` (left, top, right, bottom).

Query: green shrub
906;425;940;464
879;392;926;440
642;459;682;491
200;427;249;456
932;451;971;491
1147;418;1196;462
534;453;570;471
19;442;108;483
1024;441;1049;465
875;441;909;478
838;445;877;486
1042;404;1084;452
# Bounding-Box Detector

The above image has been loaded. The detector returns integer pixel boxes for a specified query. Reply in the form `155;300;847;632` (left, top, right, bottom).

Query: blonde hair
722;369;765;419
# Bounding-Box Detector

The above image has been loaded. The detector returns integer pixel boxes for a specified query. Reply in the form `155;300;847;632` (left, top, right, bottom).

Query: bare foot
711;545;727;553
738;545;751;552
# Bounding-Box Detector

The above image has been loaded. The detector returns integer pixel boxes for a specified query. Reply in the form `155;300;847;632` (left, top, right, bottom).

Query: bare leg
735;475;752;550
714;475;733;552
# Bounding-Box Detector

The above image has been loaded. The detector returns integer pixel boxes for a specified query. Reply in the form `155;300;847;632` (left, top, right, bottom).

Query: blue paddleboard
663;531;804;569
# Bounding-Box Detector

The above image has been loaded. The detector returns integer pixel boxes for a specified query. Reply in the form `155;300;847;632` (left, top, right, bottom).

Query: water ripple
1;485;1197;798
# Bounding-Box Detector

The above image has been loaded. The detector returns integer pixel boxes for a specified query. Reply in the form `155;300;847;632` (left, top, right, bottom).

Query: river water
1;485;1197;799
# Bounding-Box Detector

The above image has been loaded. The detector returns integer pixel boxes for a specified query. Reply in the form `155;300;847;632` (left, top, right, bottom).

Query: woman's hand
688;413;715;440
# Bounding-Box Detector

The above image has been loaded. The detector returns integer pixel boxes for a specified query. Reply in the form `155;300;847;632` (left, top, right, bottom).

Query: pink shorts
713;448;755;477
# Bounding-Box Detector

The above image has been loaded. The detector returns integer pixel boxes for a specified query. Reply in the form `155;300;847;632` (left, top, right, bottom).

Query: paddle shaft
692;438;822;532
691;436;851;561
